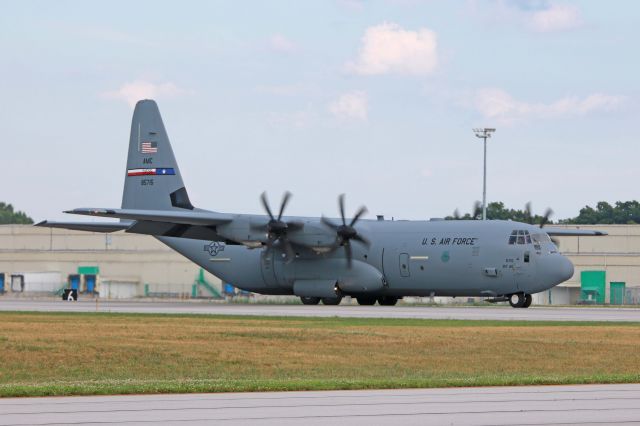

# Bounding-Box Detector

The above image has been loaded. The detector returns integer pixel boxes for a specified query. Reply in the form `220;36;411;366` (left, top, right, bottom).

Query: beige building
0;224;639;304
0;225;222;298
544;224;640;304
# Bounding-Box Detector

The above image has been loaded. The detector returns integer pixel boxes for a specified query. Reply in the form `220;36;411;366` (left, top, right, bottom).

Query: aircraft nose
539;254;574;288
548;255;574;286
558;255;574;283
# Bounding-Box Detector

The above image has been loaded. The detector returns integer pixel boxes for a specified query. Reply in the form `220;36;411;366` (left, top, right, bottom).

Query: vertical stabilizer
121;100;194;211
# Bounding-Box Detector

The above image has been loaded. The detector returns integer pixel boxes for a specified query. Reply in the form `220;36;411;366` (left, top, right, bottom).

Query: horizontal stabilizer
35;220;129;233
544;228;608;236
64;207;233;226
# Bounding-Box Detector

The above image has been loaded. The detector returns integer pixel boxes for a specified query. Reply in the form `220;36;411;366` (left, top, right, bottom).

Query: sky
2;0;639;222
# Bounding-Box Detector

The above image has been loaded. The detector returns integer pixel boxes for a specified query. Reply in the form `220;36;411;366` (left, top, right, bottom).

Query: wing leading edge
544;228;608;236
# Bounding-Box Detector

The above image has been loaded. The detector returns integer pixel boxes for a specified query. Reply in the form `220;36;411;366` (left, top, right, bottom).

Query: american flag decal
140;141;158;154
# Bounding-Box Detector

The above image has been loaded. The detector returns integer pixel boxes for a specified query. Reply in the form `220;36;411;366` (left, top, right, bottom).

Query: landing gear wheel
300;296;320;305
356;296;377;306
509;292;526;308
321;296;343;305
377;296;399;306
522;294;532;308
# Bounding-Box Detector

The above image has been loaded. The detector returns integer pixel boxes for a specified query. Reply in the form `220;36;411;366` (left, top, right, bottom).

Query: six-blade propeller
321;194;370;268
524;202;553;229
252;191;302;262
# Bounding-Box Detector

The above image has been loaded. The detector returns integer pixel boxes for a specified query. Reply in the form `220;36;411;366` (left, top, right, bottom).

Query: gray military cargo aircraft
38;100;606;308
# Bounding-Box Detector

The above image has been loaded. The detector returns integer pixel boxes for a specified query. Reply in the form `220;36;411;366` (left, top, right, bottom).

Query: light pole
473;128;496;221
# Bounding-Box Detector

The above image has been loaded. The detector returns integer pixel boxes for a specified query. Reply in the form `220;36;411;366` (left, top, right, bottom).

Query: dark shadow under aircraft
38;100;605;308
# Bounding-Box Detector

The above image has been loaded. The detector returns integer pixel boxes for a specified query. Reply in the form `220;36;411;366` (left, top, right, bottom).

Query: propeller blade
321;216;340;231
338;194;346;226
352;233;371;248
277;191;292;221
286;221;304;231
349;205;368;227
472;201;482;219
250;223;269;232
525;202;533;224
282;239;296;263
540;208;553;228
453;209;460;220
344;242;352;269
260;192;275;221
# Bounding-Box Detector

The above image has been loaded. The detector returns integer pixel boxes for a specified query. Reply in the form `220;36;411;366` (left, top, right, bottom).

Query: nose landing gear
509;292;532;308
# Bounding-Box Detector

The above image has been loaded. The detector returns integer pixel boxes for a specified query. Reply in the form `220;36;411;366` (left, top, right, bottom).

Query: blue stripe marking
155;168;175;175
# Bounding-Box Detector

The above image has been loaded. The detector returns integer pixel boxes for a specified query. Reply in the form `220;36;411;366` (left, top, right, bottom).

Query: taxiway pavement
1;384;639;425
1;298;639;321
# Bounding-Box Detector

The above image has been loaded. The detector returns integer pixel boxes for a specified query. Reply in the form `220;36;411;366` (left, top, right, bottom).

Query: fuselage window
524;251;530;263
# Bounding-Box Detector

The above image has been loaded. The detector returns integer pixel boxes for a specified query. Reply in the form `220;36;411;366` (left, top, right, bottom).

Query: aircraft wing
544;228;608;236
35;220;130;233
38;208;236;240
64;208;234;226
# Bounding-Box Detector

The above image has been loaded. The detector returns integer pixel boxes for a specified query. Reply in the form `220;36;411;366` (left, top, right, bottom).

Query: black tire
522;294;532;308
377;296;399;306
508;292;526;308
300;296;321;305
356;296;377;306
321;296;342;305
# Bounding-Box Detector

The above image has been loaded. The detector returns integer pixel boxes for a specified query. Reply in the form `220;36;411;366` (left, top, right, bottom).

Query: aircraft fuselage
160;217;574;299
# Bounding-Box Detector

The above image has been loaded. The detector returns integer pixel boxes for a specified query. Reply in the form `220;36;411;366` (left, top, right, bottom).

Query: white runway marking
1;299;640;322
1;384;640;425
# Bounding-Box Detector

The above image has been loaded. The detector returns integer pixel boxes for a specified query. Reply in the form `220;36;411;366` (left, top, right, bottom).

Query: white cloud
101;80;188;107
471;88;626;123
528;3;582;32
467;1;584;33
268;34;298;53
329;91;368;121
347;22;438;76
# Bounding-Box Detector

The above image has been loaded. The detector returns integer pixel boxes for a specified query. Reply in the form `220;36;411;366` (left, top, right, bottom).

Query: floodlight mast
473;128;496;221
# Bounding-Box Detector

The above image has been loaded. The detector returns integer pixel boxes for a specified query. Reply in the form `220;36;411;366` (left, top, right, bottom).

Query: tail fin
121;100;194;211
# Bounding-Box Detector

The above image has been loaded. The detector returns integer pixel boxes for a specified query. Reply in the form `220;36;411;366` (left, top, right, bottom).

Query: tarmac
1;298;640;321
1;384;640;425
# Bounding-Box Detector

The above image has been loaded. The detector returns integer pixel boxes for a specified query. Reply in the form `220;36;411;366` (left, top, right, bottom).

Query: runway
1;384;640;425
1;298;640;321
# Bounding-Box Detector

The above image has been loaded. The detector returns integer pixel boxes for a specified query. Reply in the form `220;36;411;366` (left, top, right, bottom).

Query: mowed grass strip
0;312;639;397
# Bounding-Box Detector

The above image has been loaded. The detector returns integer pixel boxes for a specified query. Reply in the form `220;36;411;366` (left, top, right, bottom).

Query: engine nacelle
284;258;384;297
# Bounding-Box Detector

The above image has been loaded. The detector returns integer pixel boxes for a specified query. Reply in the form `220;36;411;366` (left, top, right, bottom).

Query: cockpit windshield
508;229;531;245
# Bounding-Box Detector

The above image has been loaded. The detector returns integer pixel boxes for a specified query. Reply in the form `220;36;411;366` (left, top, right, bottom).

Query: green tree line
448;200;640;225
0;202;33;224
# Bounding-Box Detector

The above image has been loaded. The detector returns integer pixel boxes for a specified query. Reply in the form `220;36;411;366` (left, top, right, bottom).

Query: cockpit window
509;229;533;245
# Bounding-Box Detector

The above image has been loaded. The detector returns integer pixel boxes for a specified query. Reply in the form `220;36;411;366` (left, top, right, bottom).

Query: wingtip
34;220;48;227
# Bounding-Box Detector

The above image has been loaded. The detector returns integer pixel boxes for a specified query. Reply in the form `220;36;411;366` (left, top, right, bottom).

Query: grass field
1;311;639;397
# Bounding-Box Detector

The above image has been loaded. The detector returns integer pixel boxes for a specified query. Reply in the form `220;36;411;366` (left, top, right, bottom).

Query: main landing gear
300;296;347;306
299;295;399;306
509;292;532;308
354;296;399;306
